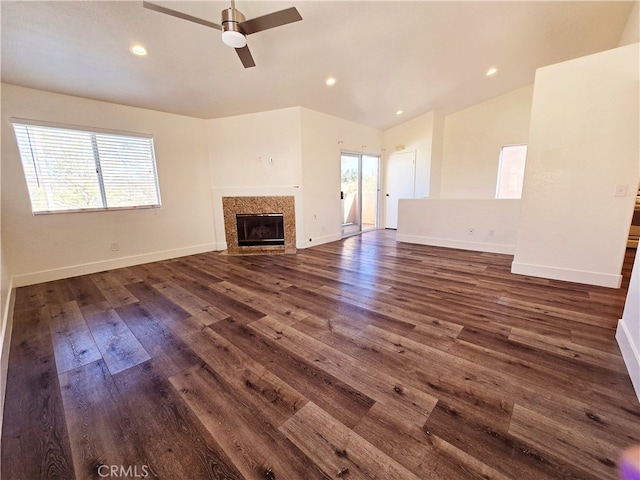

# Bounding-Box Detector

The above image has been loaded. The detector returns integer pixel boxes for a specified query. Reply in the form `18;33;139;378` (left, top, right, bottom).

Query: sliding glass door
341;153;379;237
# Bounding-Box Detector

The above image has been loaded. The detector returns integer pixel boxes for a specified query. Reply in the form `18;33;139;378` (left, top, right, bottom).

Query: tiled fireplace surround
222;196;296;255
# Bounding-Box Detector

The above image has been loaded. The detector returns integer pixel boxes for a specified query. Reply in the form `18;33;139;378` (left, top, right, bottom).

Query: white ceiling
1;1;634;130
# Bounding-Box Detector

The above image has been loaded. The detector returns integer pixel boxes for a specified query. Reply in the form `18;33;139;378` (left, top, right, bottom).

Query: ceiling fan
142;0;302;68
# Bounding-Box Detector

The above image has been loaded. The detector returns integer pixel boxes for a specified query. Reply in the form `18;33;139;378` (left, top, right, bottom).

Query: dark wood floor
2;230;639;480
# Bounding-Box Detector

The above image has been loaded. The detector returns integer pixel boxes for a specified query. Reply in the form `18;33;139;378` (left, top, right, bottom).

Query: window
11;119;161;214
496;144;527;199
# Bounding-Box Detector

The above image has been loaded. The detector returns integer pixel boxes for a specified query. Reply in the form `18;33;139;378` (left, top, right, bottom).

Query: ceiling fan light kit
143;1;302;68
222;30;247;48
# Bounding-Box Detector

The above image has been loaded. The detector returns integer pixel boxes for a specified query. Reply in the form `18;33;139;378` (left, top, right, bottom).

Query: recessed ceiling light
396;110;403;115
325;77;336;86
486;67;498;76
129;44;148;56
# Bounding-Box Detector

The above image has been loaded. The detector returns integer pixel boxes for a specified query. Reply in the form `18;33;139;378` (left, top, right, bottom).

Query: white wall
383;110;442;198
206;107;304;249
440;85;534;199
616;6;640;398
1;84;216;286
300;107;383;247
207;107;303;189
512;44;639;288
429;112;445;199
397;199;521;254
617;251;640;401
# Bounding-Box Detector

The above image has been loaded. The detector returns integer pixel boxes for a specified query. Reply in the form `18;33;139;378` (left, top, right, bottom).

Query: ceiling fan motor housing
222;8;245;34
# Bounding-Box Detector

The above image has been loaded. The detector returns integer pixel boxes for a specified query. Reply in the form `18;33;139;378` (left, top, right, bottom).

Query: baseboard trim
616;318;640;403
12;243;219;287
396;234;516;255
511;261;622;288
301;233;342;249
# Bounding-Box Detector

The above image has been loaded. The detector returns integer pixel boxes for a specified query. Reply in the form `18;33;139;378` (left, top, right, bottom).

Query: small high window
496;144;527;199
11;119;161;214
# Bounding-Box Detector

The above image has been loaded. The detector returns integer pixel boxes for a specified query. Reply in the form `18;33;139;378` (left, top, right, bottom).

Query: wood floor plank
58;359;152;480
357;323;640;445
292;312;367;343
113;360;244;480
115;302;199;377
2;305;76;480
49;301;102;374
508;326;629;374
166;276;266;325
456;325;640;415
353;401;511;480
162;257;226;284
13;282;48;310
123;281;192;329
407;323;627;409
280;284;417;336
318;283;464;335
80;303;151;375
251;315;437;425
509;403;631;480
211;317;375;428
89;271;139;307
169;363;328;480
191;254;293;294
424;400;598;480
208;280;310;326
497;295;613;328
152;280;230;324
65;275;106;307
183;325;309;428
280;401;422;480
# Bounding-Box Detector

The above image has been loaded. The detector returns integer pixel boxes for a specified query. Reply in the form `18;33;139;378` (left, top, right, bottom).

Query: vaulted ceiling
1;1;634;129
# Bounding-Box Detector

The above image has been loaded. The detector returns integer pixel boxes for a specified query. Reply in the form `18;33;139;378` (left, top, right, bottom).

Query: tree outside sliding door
341;152;379;237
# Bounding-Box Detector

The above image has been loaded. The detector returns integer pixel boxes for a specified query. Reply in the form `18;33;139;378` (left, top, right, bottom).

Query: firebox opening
236;213;285;247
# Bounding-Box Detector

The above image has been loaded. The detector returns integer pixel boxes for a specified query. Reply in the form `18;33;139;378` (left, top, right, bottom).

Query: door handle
385;193;390;197
341;191;344;200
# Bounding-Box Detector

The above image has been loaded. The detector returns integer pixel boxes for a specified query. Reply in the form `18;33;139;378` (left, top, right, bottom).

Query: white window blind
11;120;161;214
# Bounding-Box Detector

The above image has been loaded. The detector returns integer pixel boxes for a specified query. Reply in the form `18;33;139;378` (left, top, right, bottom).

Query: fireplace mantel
222;196;296;255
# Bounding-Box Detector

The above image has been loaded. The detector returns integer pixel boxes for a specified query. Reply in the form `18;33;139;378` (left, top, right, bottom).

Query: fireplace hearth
236;213;285;246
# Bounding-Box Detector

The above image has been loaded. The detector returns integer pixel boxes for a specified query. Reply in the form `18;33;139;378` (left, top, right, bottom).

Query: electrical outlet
489;229;495;237
468;227;475;235
110;242;120;252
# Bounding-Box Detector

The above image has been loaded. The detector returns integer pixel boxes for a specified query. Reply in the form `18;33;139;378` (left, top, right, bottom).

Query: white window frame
11;118;162;215
496;144;527;199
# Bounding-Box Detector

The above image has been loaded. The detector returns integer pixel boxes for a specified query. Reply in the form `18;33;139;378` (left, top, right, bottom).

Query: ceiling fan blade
143;1;222;30
235;45;256;68
239;7;302;35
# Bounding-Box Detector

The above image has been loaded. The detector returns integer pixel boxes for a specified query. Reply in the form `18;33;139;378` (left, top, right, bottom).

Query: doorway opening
341;153;380;237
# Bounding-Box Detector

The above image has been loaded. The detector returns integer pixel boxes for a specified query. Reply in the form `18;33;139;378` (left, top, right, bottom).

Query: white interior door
384;151;416;229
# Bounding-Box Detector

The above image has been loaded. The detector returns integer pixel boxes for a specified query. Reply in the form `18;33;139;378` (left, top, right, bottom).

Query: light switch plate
615;184;628;197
